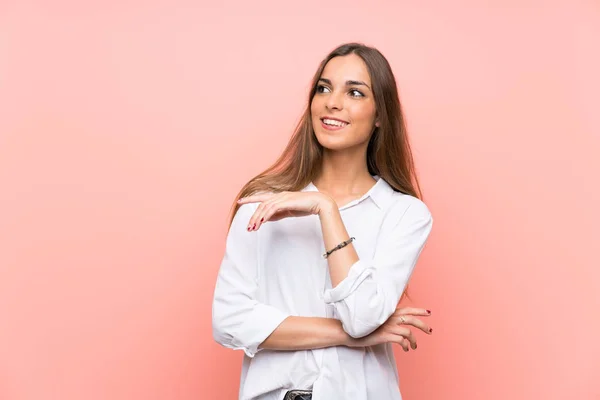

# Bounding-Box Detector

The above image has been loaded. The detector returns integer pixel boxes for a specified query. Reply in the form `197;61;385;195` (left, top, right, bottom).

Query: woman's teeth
322;118;348;127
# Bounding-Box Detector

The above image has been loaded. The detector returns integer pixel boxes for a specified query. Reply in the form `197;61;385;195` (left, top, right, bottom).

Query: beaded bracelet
323;237;355;259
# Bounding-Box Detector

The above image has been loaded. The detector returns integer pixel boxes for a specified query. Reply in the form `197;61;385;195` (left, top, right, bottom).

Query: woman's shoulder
387;190;432;222
236;201;260;213
232;202;260;222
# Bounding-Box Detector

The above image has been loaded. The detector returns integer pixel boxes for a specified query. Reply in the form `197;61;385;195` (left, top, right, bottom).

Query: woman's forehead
321;55;371;85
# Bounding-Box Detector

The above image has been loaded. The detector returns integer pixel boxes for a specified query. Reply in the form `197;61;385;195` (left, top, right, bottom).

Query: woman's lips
320;118;349;131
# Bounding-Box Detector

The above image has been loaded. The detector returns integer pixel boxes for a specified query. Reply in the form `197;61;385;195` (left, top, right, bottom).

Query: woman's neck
314;151;376;196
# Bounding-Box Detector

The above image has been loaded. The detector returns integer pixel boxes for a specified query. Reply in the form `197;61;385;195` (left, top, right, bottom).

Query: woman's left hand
237;191;333;231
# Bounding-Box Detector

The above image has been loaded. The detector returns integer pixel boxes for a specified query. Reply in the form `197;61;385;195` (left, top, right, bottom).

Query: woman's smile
321;117;350;131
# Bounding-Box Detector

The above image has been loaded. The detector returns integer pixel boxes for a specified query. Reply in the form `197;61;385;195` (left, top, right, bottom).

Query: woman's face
311;54;379;152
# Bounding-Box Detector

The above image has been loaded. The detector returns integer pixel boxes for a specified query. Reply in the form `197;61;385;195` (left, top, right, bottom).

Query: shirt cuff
231;303;290;358
323;259;375;304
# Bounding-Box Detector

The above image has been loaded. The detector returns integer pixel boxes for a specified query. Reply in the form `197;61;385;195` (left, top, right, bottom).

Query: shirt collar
303;175;396;211
368;176;396;210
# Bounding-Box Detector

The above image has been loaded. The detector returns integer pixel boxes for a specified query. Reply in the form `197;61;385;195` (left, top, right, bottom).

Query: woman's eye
317;85;331;93
349;89;364;98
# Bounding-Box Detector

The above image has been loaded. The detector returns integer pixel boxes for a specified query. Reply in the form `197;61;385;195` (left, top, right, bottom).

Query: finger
383;331;413;351
254;199;284;230
389;334;409;352
395;306;432;316
237;193;275;205
267;209;294;222
396;315;432;335
389;325;417;349
258;200;290;229
249;197;279;231
401;338;412;351
255;194;291;230
401;328;417;350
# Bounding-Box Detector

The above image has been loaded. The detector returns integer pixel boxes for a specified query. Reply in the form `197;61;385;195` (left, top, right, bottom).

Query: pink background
1;1;599;399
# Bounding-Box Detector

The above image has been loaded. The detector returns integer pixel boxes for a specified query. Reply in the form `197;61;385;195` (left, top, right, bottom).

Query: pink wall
1;1;599;399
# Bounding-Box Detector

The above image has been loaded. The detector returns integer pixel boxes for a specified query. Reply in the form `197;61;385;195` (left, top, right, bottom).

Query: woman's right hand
345;307;433;352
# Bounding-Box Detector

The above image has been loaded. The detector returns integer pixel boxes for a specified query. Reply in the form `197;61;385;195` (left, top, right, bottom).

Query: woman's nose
326;91;343;110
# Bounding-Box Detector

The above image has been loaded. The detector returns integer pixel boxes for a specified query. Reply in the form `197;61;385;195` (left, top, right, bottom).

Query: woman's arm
259;316;349;351
213;203;290;357
318;197;434;338
216;194;432;353
318;200;360;287
260;307;434;352
213;202;351;356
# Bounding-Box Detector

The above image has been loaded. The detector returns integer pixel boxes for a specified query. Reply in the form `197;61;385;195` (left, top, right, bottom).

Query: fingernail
427;310;431;314
429;328;433;333
260;218;264;222
252;223;256;230
247;226;251;231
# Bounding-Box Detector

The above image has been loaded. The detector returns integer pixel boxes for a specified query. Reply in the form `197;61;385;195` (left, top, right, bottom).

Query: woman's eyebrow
318;78;371;90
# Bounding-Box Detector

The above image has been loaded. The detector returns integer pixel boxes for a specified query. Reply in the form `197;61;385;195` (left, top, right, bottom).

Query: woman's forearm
318;199;359;288
257;199;364;352
259;316;351;351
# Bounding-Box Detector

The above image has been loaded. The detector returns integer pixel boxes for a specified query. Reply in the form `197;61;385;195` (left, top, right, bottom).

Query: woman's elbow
211;305;236;347
212;316;227;345
337;302;394;338
340;318;380;339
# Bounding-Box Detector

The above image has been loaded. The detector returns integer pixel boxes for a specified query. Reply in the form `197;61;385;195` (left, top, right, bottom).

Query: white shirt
212;176;433;400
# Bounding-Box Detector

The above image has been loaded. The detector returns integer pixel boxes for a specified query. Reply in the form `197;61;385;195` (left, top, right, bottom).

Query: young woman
212;42;434;400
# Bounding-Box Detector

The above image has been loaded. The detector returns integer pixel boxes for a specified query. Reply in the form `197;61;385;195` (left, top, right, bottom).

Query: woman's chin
317;139;358;152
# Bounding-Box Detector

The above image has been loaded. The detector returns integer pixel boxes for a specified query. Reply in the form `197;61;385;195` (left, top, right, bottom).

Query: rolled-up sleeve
323;199;433;338
212;203;290;357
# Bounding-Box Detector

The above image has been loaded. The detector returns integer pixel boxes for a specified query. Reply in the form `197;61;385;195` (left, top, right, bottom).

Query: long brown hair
229;42;422;223
228;42;424;300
